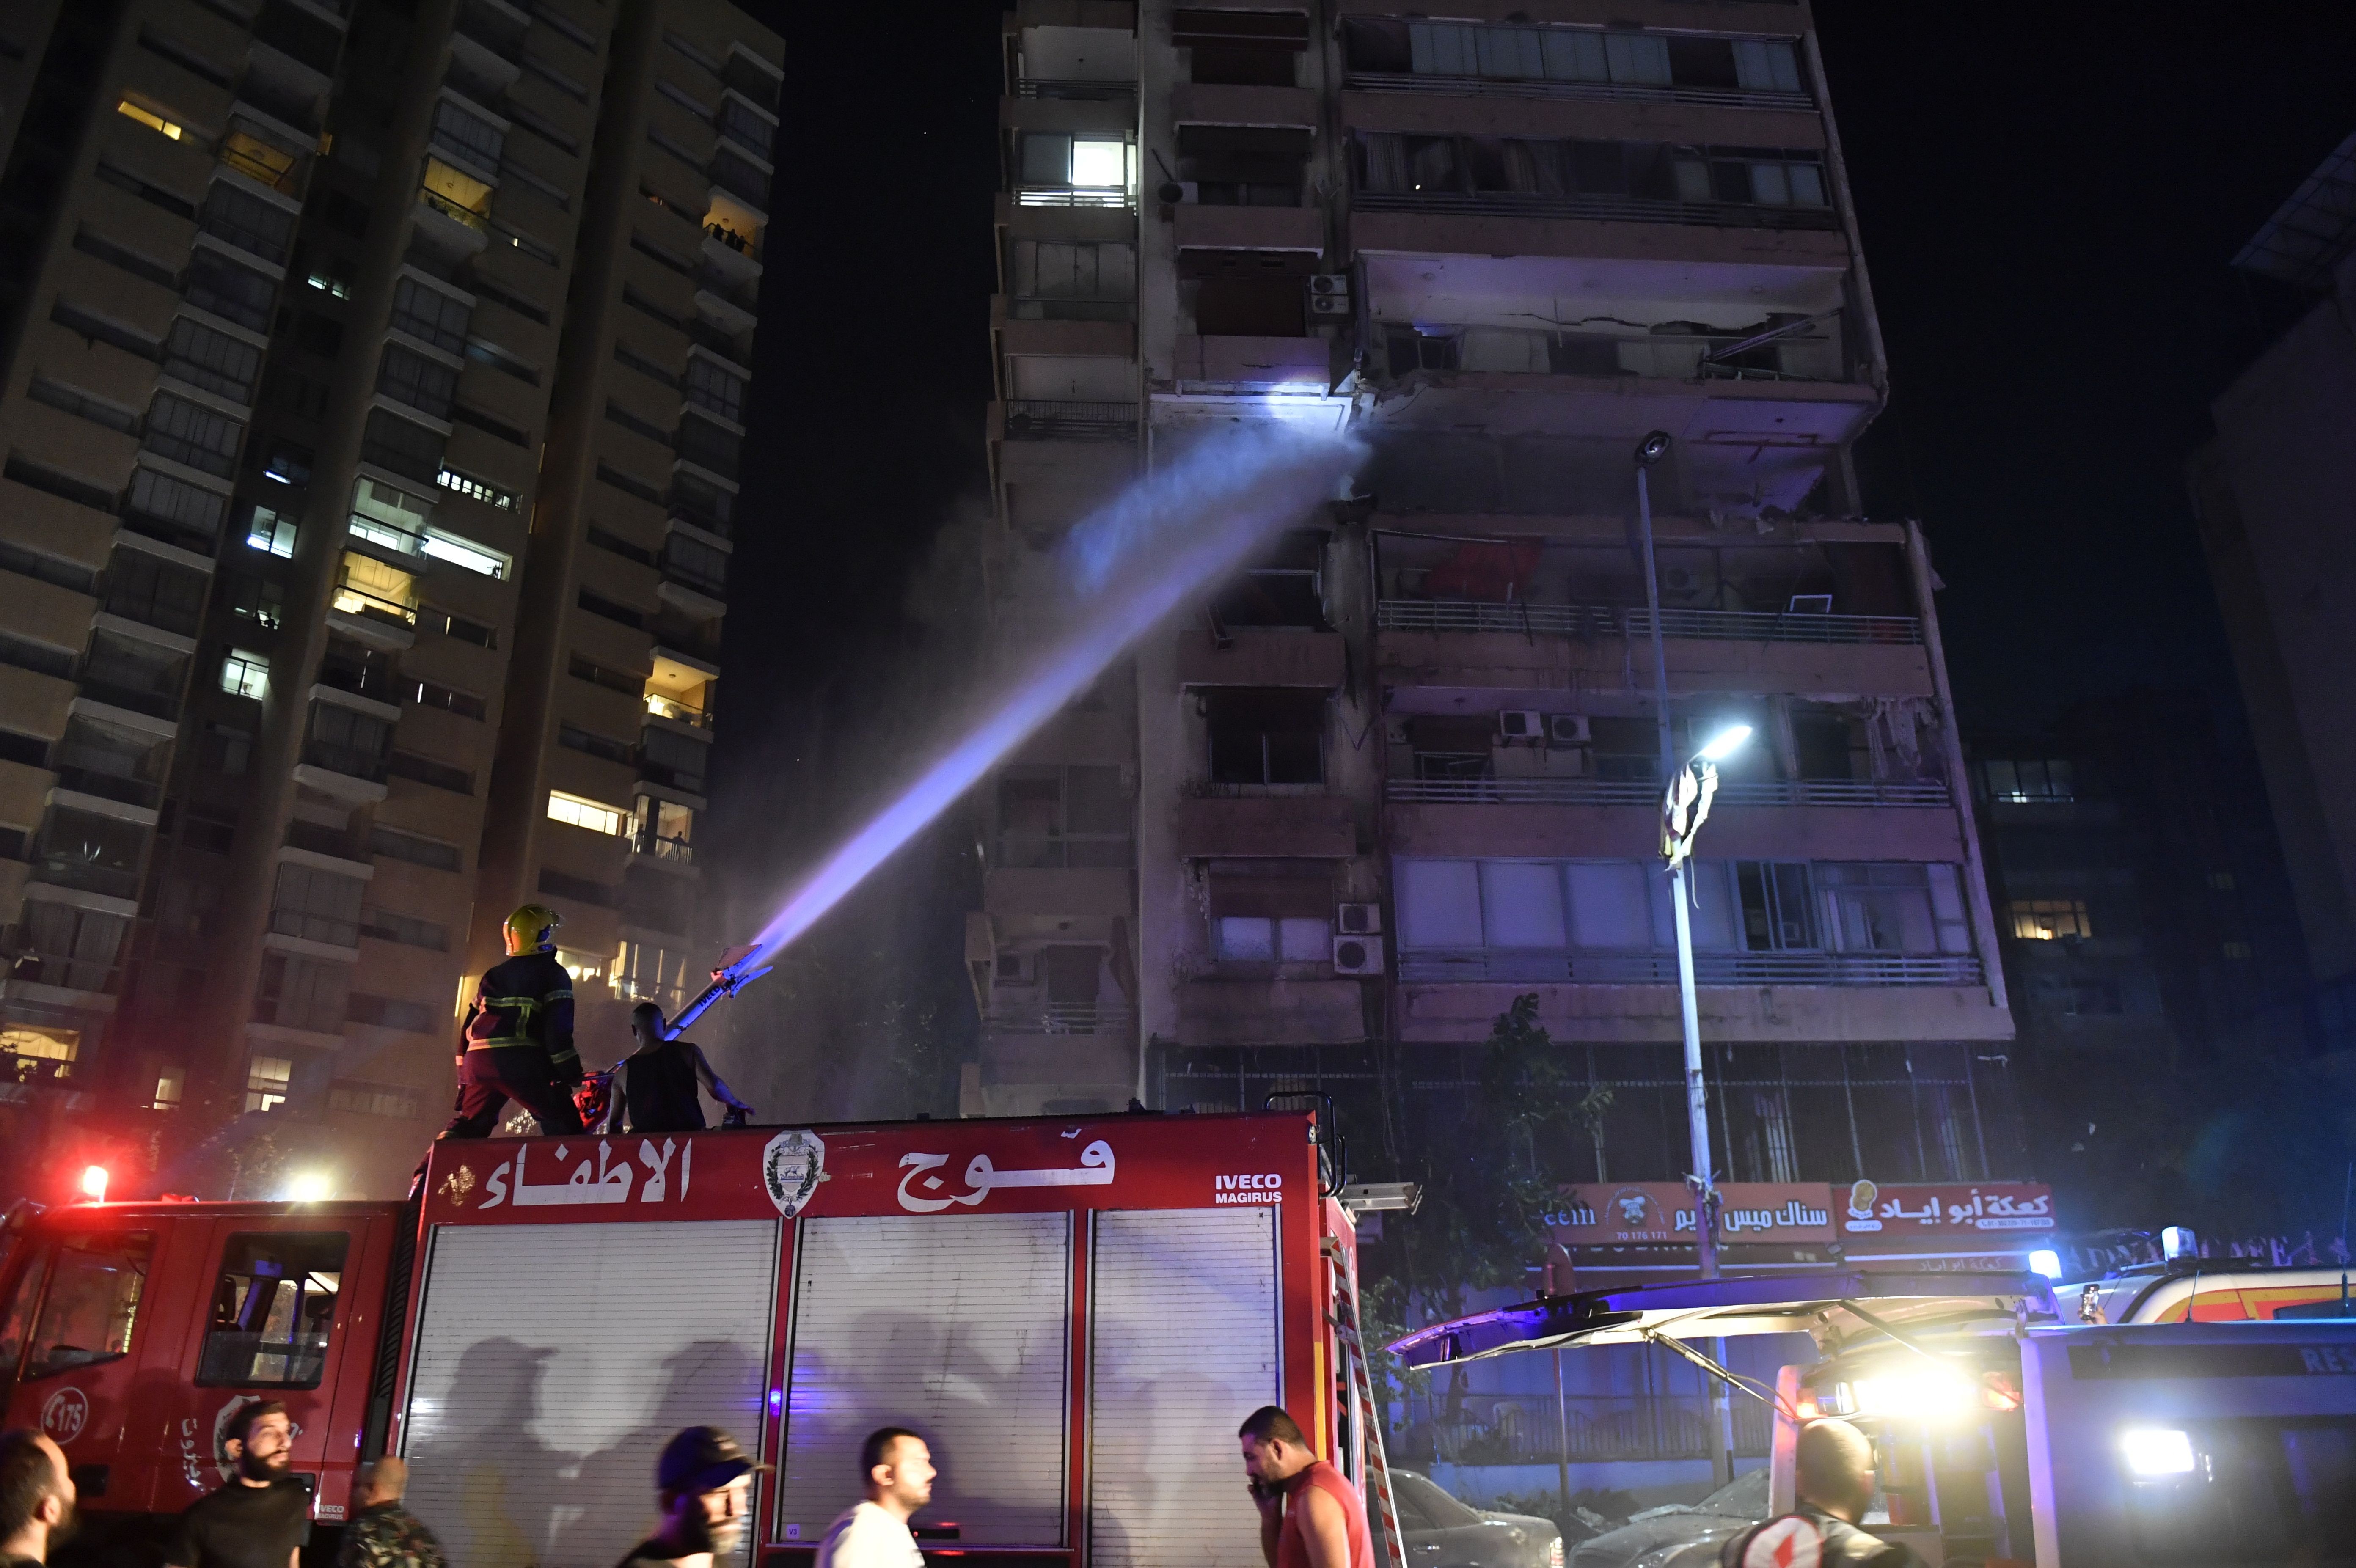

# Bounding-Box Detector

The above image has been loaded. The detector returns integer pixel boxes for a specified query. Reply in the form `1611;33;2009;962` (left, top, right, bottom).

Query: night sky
704;3;2356;1100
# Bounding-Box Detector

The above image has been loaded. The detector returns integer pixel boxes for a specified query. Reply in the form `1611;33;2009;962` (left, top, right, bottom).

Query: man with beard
812;1428;933;1568
614;1428;770;1568
167;1402;309;1568
0;1430;78;1567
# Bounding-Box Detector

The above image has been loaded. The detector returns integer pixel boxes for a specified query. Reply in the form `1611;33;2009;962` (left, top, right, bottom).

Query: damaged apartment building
973;0;2022;1185
0;0;777;1196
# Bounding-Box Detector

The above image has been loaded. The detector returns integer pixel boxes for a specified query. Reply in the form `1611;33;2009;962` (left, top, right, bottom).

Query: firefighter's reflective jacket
461;951;580;1077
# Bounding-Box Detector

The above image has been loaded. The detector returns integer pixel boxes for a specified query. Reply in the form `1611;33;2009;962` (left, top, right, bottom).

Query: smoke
736;421;1364;971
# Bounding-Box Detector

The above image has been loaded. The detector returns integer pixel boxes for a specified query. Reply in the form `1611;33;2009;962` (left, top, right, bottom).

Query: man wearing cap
615;1428;769;1568
813;1428;933;1568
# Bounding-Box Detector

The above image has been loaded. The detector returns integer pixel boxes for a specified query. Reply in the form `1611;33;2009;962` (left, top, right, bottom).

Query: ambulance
1;1110;1386;1568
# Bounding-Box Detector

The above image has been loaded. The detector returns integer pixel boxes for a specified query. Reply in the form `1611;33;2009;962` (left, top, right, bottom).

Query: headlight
1847;1368;1977;1422
2119;1428;2195;1476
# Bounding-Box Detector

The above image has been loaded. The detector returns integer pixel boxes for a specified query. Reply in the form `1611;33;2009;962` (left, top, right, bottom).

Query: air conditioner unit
1156;179;1198;204
1307;274;1352;316
1308;273;1351;297
994;952;1029;982
1662;566;1701;595
1337;902;1382;936
1547;715;1591;747
1498;710;1544;742
1332;932;1384;975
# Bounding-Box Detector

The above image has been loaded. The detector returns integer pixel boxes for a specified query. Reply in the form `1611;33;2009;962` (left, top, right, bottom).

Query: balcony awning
1386;1268;2053;1368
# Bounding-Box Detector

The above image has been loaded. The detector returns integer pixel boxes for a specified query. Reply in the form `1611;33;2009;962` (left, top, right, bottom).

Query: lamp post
1636;432;1753;1494
1633;432;1753;1280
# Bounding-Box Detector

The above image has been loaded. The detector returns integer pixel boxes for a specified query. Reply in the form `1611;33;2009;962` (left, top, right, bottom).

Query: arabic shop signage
1840;1181;2054;1244
1544;1183;1836;1246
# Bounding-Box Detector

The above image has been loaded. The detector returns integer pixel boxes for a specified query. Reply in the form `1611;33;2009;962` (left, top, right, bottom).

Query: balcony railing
8;950;119;995
645;694;713;729
300;740;391;784
632;828;694;864
52;767;163;811
269;908;360;949
996;833;1134;870
1014;185;1132;209
705;222;757;258
1376;598;1923;646
1396;949;1984;986
1354;189;1841;231
1015;79;1137;102
1387;777;1951;807
1002;399;1139;442
418;185;489;234
318;656;400;704
332;583;418;627
1344;70;1811;114
985;1003;1135;1036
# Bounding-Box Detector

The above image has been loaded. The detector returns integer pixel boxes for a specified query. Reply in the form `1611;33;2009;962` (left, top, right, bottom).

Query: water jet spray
664;422;1366;1039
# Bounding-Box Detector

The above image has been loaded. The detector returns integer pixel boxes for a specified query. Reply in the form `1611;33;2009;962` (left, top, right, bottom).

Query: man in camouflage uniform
336;1459;443;1568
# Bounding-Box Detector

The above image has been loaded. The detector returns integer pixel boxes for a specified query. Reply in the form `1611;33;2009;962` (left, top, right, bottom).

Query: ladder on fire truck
1326;1236;1410;1568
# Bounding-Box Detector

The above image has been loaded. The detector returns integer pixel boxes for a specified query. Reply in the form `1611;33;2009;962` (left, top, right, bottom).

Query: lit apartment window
1017;133;1133;205
2008;899;2089;941
420;530;508;578
246;1054;294;1113
436;466;516;510
547;791;627;836
557;947;608;986
1983;758;2073;803
221;648;270;700
248;508;298;558
117;99;183;139
151;1067;184;1110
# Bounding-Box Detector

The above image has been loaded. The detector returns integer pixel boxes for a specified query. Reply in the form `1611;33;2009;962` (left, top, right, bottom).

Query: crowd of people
0;1395;1908;1568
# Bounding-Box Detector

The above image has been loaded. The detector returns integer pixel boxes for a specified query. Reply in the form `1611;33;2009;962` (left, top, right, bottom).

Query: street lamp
1632;432;1753;1283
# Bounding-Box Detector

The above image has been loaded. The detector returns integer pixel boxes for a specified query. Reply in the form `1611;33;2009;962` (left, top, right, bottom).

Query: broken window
1206;689;1324;786
1211;531;1327;628
996;765;1130;868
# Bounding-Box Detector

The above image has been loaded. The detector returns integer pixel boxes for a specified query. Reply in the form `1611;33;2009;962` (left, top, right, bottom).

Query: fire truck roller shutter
397;1220;781;1568
776;1213;1072;1546
1089;1209;1280;1568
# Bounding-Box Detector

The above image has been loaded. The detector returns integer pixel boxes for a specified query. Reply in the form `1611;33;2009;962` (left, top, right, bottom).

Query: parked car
1567;1469;1768;1568
1390;1469;1567;1568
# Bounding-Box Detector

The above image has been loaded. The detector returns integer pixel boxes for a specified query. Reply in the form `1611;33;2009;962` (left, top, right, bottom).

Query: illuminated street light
1693;724;1753;765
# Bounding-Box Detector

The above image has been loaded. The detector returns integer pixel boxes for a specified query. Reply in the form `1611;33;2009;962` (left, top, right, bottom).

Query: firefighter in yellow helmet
437;902;586;1140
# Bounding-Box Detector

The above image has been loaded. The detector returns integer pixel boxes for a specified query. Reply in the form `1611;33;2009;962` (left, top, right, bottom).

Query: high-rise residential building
2188;127;2356;1053
0;0;777;1199
972;0;2024;1187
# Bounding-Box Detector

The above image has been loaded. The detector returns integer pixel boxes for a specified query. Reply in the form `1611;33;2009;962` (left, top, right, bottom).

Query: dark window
407;679;485;719
430;98;505;174
447;402;528;446
586;526;656;567
163;316;264;404
639;724;707;792
125;468;226;542
319;190;370;238
420;605;496;647
359;907;448;950
578;589;644;630
143;392;243;476
199;182;295;265
1212;531;1326;628
22;1231;152;1379
669;471;732;535
184;250;277;333
361;408;444;482
559;723;633;765
347;991;438;1033
569;654;643;697
290;311;344;359
52;301;162;361
93;160;198;219
683;356;743;421
72;227;177;289
674;413;738;479
606;400;669;444
28;376;137;433
387;750;473;793
390;276;471;352
370;824;461;871
378;344;457;419
1207;689;1324;785
537;868;615;907
1737;861;1816;951
105;551;208;637
193;1224;344;1384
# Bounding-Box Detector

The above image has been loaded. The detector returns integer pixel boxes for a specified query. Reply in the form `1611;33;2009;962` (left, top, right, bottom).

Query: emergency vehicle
0;1110;1399;1568
1392;1270;2356;1568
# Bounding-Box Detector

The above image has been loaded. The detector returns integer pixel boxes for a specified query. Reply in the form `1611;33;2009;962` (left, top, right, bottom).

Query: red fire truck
0;1110;1381;1568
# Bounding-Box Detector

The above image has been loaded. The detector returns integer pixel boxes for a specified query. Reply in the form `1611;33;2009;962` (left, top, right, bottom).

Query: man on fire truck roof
1719;1419;1921;1568
0;1428;77;1568
167;1401;308;1568
1238;1406;1373;1568
439;904;587;1146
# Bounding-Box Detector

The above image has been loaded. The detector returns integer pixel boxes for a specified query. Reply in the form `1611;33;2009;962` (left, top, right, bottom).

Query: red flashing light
79;1166;109;1202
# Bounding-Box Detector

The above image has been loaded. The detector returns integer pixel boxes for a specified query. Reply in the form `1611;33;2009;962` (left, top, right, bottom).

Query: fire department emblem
763;1129;825;1217
40;1388;87;1443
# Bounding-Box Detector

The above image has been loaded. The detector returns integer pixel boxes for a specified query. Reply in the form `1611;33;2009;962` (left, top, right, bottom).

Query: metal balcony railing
1387;777;1951;807
1014;185;1132;209
632;829;694;864
705;222;757;257
1354;189;1841;231
1343;70;1812;114
1016;79;1137;101
645;694;713;729
995;832;1134;870
418;186;489;234
1376;598;1923;646
1002;399;1139;442
52;767;162;810
269;908;360;949
985;1003;1135;1036
1396;949;1984;985
332;583;418;627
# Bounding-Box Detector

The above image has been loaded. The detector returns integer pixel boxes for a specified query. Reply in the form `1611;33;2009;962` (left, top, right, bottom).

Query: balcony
1387;777;1949;808
995;831;1133;871
644;693;711;730
1377;599;1921;646
53;767;163;811
1396;949;1984;986
1016;183;1132;210
999;399;1138;442
1356;185;1840;233
1015;79;1136;103
631;826;693;864
1177;795;1354;859
984;1002;1135;1036
299;740;390;784
1344;72;1812;114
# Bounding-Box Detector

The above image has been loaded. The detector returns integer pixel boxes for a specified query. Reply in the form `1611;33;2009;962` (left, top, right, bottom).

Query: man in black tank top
602;1002;755;1133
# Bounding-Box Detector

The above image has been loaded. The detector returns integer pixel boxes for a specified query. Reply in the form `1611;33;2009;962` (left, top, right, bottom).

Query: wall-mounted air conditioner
1383;719;1410;745
1498;710;1543;742
1156;180;1198;204
1337;902;1382;936
1547;715;1591;747
1307;274;1352;316
1332;933;1384;975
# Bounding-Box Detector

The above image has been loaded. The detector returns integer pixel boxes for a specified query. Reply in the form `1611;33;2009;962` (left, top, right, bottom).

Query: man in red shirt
1237;1407;1374;1568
